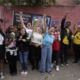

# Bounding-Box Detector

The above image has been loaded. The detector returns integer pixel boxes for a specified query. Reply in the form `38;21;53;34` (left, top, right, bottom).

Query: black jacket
17;34;29;52
60;18;72;48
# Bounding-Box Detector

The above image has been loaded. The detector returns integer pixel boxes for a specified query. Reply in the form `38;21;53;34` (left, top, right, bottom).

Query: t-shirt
73;31;80;45
52;32;60;51
42;31;55;46
17;34;29;52
23;25;33;36
31;32;43;45
62;28;70;45
5;33;16;48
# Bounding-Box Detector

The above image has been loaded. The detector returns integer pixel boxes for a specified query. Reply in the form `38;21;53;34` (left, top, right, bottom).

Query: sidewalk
3;58;80;80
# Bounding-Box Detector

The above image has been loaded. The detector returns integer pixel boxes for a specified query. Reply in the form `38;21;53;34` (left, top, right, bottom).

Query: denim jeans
19;51;28;71
40;45;52;73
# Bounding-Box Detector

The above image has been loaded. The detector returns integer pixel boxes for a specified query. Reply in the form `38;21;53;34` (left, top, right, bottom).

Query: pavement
3;57;80;80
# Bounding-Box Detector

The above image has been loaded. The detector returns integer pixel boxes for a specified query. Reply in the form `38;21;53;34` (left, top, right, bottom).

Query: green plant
76;0;80;4
25;0;45;6
52;0;56;4
45;76;48;80
1;0;56;6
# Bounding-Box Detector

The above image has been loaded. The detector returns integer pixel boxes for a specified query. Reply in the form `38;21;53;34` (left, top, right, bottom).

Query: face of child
26;22;32;29
66;22;71;28
10;27;14;33
48;27;55;35
20;28;26;35
35;27;41;33
35;19;43;28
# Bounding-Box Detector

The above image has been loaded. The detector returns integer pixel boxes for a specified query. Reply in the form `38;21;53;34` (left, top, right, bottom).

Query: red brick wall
1;6;13;32
1;5;80;55
1;5;80;33
56;0;76;5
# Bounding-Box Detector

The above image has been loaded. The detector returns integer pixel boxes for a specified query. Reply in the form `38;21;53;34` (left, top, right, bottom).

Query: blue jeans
40;45;52;72
19;51;28;71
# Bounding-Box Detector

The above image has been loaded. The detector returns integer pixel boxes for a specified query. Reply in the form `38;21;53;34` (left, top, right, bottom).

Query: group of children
0;12;80;79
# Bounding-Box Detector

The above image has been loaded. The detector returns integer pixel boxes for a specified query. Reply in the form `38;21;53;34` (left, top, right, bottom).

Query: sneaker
56;66;59;71
40;71;45;75
13;72;17;76
73;61;78;63
1;76;4;79
0;72;4;79
65;63;69;66
21;71;24;75
51;63;54;68
61;64;64;67
48;71;54;76
41;72;45;75
24;72;27;75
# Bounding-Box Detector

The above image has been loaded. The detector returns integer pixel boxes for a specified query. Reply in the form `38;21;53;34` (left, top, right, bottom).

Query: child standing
17;28;29;76
40;14;55;75
5;26;18;76
51;27;60;71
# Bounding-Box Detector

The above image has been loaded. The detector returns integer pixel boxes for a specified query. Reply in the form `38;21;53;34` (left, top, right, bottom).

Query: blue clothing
19;51;28;71
40;31;55;73
40;45;52;72
42;32;55;46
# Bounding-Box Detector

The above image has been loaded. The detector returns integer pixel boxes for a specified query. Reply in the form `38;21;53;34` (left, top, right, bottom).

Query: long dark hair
20;28;28;37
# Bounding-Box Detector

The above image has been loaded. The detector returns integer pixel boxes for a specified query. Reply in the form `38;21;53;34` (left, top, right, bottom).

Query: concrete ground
3;57;80;80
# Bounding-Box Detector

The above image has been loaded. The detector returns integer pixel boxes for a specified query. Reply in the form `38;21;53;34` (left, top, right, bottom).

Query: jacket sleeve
61;18;66;31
